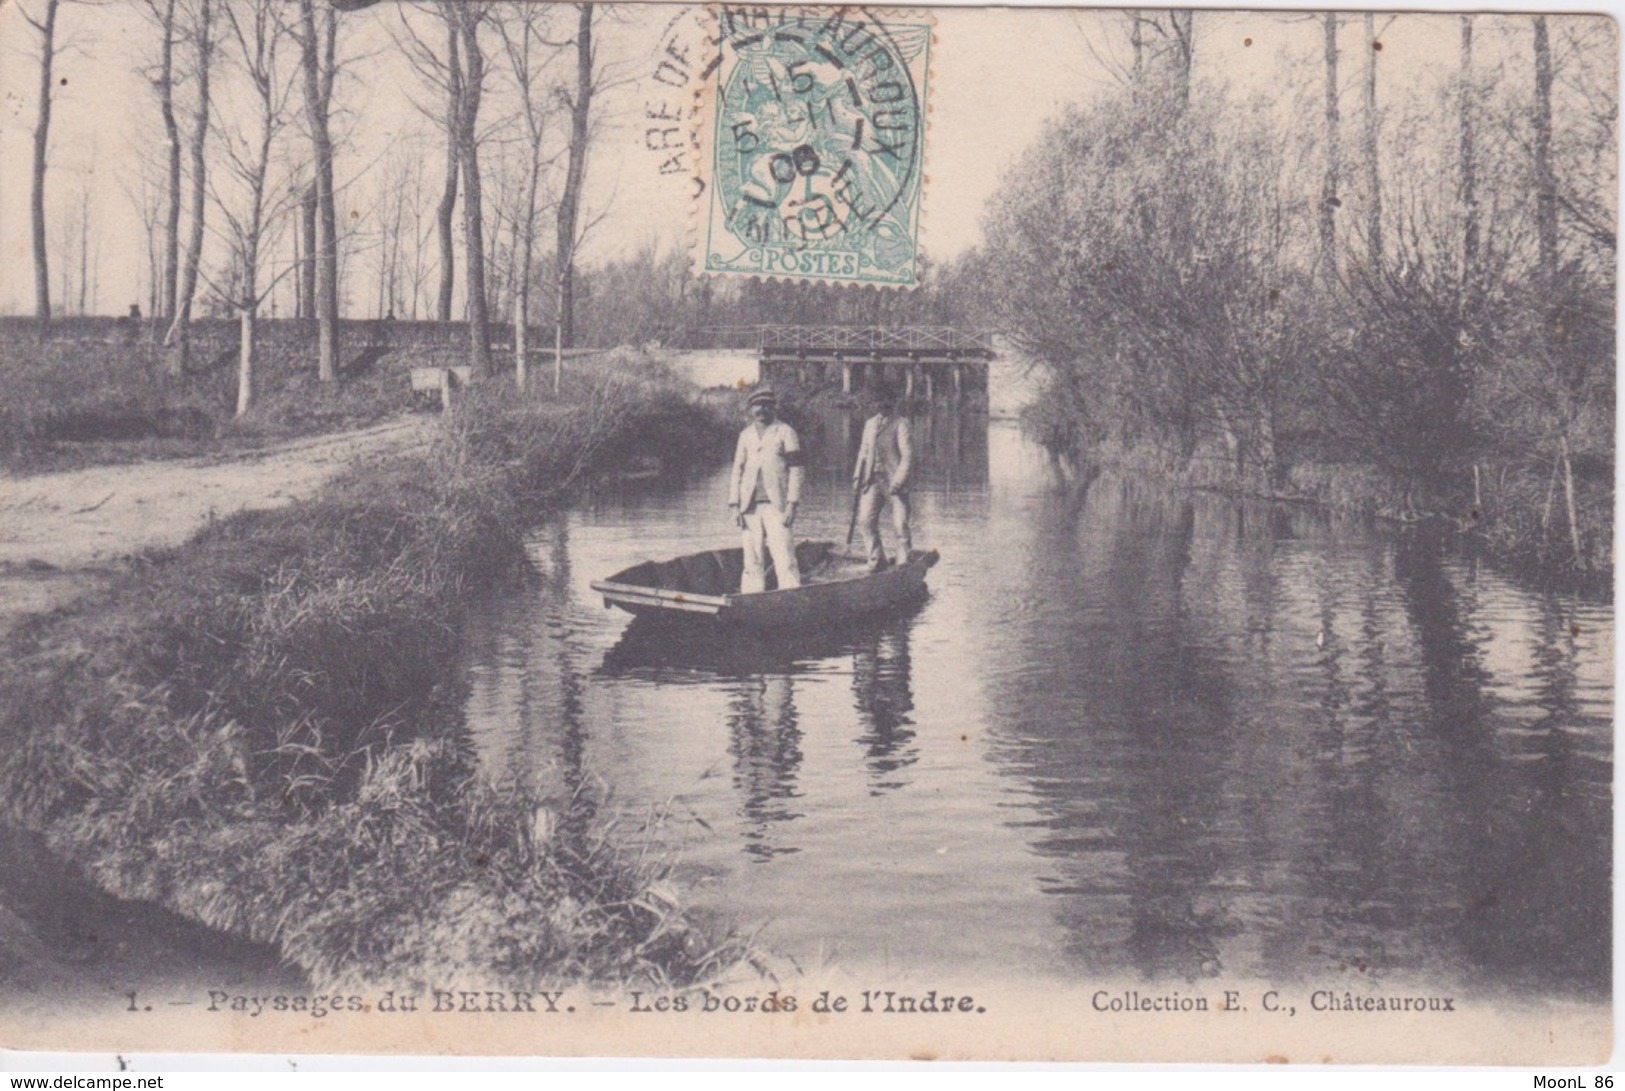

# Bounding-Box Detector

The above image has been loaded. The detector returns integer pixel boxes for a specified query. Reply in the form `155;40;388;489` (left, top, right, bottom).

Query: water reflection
976;471;1610;994
725;675;804;861
851;625;917;792
463;519;597;848
793;399;990;499
458;409;1610;999
598;604;924;846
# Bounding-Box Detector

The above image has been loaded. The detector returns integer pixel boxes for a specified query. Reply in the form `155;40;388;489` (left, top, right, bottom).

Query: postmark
695;6;932;287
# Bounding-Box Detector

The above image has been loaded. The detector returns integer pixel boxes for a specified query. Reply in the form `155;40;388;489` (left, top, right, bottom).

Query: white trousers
740;503;801;592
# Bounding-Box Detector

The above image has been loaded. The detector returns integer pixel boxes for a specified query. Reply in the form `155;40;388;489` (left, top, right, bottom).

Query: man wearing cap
728;386;803;592
852;383;913;572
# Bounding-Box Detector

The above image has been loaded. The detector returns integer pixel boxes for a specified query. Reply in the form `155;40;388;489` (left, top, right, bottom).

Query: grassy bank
0;350;746;990
0;324;413;475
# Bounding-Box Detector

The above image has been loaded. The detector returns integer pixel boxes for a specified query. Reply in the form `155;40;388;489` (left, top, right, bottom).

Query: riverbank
0;349;745;992
1020;402;1614;592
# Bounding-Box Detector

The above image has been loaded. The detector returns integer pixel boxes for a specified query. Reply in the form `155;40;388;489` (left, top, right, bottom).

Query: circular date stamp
697;7;932;287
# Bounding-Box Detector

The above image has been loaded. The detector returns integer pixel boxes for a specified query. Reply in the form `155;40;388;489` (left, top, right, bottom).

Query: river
460;403;1612;1003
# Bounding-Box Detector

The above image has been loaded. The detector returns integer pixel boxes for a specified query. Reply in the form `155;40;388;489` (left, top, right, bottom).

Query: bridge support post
905;367;915;398
842;361;852;394
953;363;963;397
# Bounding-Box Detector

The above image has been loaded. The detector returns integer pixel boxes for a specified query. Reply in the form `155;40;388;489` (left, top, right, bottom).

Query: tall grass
0;349;745;990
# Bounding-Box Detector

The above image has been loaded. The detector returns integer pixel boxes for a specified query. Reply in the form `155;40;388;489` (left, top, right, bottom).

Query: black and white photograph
0;0;1613;1066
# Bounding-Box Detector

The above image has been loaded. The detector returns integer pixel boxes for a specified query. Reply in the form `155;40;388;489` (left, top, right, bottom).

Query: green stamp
700;7;931;288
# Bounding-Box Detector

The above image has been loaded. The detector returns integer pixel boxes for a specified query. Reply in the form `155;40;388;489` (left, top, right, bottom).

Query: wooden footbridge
687;326;995;398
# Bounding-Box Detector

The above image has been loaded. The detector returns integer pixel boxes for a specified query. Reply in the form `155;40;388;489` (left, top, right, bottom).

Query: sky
0;1;1599;317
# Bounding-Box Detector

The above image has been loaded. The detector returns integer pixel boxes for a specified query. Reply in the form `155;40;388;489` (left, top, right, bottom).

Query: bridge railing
672;325;997;354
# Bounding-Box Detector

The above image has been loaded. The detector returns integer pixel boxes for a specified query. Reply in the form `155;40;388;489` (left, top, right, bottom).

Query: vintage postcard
0;0;1613;1068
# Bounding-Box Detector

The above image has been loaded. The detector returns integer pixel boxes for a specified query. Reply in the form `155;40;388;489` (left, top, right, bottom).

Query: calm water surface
461;408;1612;1000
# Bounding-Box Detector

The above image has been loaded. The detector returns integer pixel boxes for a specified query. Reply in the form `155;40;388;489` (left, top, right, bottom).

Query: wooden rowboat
590;540;939;628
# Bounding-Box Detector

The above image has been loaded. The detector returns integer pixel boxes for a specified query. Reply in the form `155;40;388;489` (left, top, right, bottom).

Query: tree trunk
456;8;492;379
158;0;181;321
1256;407;1278;494
1362;12;1381;258
1319;12;1340;282
30;0;61;335
1129;11;1142;84
1459;16;1478;288
555;2;595;353
554;290;564;395
1168;10;1192;110
436;12;461;324
298;183;316;318
1560;434;1582;565
1540;450;1560;553
237;307;256;416
77;186;89;315
299;0;340;381
166;0;213;375
514;295;527;387
1533;15;1557;279
515;163;537;386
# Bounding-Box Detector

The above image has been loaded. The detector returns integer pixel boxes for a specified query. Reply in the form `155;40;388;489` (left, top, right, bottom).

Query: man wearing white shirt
728;386;804;592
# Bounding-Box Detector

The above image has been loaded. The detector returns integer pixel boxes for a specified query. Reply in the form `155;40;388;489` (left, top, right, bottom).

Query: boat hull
590;542;938;628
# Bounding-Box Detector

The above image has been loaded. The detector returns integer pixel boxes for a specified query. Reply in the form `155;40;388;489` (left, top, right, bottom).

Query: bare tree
296;0;340;381
1166;9;1193;109
553;2;597;389
165;0;216;373
1361;13;1382;258
1458;16;1478;287
137;0;185;321
297;181;315;317
70;173;94;314
216;0;297;414
124;149;168;319
436;10;463;323
1532;15;1558;279
452;1;493;378
387;150;433;320
1546;21;1617;257
21;0;61;333
1318;12;1339;281
495;1;559;385
393;4;465;322
371;147;423;319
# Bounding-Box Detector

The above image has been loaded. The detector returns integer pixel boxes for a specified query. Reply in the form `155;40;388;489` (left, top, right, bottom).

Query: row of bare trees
16;0;609;413
982;11;1614;571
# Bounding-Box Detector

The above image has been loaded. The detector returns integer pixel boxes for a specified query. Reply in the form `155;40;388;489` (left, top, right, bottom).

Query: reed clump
0;351;742;990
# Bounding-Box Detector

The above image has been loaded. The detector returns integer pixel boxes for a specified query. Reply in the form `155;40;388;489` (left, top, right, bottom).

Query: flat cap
747;386;778;407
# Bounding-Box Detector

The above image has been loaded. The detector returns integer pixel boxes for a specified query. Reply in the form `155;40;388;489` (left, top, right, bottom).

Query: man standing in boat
729;386;804;592
853;382;914;572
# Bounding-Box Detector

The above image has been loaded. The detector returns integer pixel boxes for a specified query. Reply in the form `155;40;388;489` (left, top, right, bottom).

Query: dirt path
0;417;434;632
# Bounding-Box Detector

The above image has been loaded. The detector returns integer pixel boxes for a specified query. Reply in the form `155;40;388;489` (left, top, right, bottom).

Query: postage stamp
695;6;933;287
